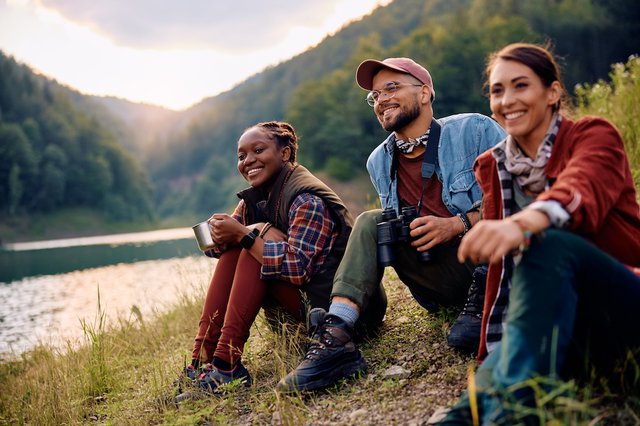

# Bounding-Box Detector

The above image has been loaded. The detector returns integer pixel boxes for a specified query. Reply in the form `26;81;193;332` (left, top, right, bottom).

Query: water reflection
0;228;200;283
3;228;194;251
0;227;218;359
0;256;215;359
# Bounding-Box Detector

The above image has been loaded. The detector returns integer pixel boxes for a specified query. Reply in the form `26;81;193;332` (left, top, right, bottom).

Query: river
0;228;216;359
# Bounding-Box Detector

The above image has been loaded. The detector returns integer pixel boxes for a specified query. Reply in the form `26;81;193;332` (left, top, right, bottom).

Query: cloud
1;0;387;108
37;0;343;51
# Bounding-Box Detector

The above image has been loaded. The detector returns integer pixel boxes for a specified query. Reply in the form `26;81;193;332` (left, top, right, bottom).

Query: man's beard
381;101;421;132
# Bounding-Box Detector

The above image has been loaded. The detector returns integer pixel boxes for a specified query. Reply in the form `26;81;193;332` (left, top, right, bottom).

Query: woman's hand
457;219;524;264
209;213;248;245
457;209;551;264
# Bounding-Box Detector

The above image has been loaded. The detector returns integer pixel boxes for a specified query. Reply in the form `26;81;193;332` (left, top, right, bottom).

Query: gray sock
328;302;359;328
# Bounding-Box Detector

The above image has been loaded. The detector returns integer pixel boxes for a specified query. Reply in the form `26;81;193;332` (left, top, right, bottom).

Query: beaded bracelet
510;218;533;252
259;222;273;238
519;230;533;252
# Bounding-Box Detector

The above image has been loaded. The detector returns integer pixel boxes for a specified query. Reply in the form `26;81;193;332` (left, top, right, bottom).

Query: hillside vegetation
0;0;639;237
0;55;154;222
2;268;637;425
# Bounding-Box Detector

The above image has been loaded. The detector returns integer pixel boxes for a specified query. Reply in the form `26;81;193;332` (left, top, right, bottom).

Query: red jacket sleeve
537;117;631;234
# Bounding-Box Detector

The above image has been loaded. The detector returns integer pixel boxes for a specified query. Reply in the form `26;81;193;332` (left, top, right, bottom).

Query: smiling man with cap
278;57;506;393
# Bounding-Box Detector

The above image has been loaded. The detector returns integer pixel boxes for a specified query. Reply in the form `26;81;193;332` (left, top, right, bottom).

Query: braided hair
253;121;298;164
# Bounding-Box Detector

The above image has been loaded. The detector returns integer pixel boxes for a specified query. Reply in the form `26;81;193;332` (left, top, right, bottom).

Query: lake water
0;228;217;359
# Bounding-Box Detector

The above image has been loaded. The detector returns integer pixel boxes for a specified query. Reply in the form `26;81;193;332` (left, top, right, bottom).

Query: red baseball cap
356;57;436;100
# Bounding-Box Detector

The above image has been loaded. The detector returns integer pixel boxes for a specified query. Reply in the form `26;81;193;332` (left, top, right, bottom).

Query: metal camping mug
192;221;215;251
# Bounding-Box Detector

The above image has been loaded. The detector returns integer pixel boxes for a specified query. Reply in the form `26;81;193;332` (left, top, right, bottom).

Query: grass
1;269;639;425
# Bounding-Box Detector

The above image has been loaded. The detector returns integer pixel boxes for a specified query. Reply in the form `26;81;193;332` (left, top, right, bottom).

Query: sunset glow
0;0;391;110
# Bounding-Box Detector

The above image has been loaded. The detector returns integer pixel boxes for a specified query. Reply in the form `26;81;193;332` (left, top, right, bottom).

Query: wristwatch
240;228;260;249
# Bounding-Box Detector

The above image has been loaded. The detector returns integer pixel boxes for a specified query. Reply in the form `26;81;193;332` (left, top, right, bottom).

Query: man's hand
409;215;463;252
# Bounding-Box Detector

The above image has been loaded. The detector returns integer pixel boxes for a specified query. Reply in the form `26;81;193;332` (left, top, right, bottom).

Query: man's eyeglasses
366;82;424;107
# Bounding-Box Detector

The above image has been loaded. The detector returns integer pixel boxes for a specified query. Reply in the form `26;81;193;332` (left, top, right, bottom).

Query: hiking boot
173;363;202;394
197;360;252;394
307;307;327;338
183;363;200;380
276;313;367;392
447;265;487;354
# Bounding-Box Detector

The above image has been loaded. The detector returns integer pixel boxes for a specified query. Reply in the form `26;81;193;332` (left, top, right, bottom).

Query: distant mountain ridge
1;0;638;224
0;52;155;221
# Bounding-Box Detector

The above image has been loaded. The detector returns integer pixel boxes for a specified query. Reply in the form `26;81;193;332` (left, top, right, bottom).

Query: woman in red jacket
440;43;640;424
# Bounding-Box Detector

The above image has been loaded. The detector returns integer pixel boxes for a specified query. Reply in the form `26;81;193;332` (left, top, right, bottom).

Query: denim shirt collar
366;113;507;216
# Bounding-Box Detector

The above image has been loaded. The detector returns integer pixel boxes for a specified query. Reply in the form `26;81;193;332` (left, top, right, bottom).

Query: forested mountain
67;94;181;165
0;53;154;220
150;0;640;218
1;0;638;226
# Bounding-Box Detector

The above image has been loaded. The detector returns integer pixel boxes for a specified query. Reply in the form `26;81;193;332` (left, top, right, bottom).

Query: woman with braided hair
177;121;353;398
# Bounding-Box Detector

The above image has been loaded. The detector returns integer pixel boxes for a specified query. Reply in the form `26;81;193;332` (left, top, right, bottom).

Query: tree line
0;53;154;220
0;0;638;224
153;0;639;218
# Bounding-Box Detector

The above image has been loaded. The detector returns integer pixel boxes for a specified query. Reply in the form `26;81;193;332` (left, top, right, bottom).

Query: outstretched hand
457;220;524;265
457;209;551;265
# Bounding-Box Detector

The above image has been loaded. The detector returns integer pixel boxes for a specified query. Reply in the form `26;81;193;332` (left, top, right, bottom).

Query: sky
0;0;391;110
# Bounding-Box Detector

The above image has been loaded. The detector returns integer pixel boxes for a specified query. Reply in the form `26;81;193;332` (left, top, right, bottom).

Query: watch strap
240;228;260;249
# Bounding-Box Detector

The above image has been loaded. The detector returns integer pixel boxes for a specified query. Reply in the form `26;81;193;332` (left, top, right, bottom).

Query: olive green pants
331;209;474;331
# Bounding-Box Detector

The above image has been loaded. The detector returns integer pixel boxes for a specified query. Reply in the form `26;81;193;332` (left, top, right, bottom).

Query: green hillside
148;0;640;218
0;0;638;236
0;54;154;222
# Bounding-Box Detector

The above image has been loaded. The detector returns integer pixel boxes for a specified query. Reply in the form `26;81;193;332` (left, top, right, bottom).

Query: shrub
576;55;640;188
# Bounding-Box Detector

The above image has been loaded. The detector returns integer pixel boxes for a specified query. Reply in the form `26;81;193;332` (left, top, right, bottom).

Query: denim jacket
366;113;506;215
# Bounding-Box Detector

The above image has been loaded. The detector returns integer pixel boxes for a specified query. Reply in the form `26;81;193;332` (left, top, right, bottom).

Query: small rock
349;408;368;421
396;315;410;324
382;365;411;379
426;407;450;425
272;411;282;426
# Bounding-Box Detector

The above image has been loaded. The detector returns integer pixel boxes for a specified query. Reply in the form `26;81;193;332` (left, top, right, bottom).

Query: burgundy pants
191;247;304;365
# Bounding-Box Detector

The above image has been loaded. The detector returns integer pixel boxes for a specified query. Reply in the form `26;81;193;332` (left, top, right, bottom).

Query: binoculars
376;206;432;267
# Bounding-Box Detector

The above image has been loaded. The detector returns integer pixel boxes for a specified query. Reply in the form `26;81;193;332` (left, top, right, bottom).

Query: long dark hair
252;121;298;164
485;42;568;113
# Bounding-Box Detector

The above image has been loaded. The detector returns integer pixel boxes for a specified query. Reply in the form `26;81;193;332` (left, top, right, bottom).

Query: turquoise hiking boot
197;361;252;394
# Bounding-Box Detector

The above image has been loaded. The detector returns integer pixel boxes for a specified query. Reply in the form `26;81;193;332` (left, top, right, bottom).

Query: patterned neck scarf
484;113;562;354
391;128;431;154
503;114;562;195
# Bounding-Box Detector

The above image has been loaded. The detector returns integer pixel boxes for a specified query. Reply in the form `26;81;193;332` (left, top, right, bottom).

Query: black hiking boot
306;307;327;339
447;265;487;354
277;313;367;392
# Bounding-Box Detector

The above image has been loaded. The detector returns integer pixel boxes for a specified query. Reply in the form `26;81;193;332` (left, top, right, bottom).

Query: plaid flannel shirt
232;193;336;285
